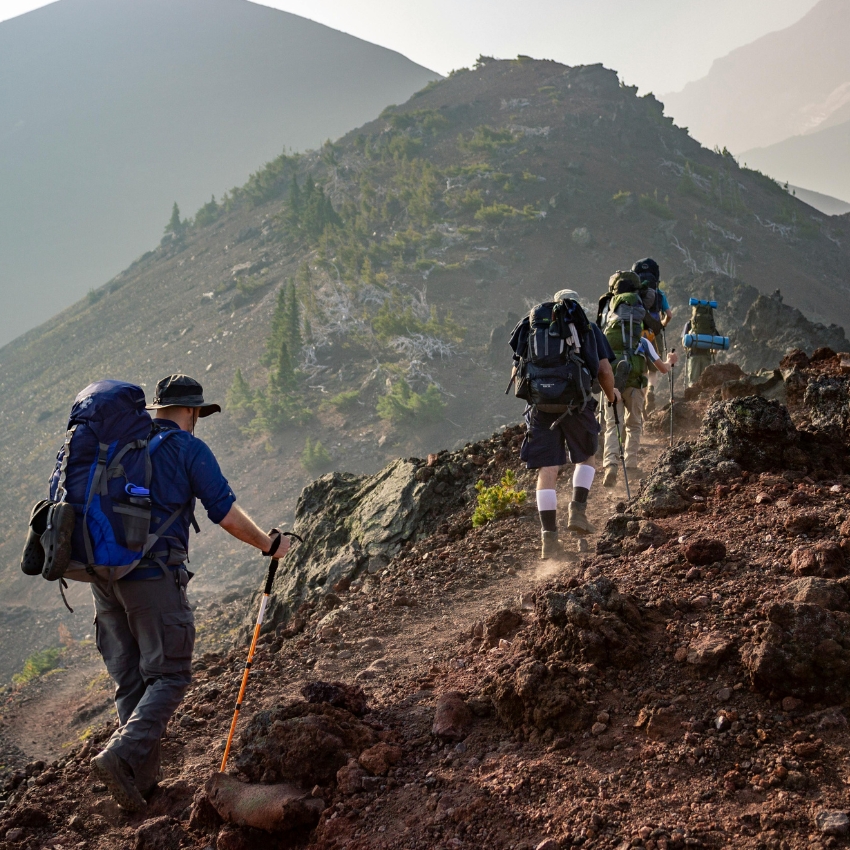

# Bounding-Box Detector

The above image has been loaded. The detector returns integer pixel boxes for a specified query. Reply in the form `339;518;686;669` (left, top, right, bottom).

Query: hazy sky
0;0;821;94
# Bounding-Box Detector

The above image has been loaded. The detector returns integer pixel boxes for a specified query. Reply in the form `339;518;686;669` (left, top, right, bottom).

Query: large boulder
741;602;850;702
258;456;476;631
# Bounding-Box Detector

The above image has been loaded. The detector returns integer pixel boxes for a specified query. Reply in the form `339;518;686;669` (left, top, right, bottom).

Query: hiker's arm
653;350;679;375
661;308;673;327
219;504;291;556
597;359;620;404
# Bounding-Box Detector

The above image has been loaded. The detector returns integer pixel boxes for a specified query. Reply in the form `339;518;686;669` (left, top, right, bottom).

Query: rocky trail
3;351;850;850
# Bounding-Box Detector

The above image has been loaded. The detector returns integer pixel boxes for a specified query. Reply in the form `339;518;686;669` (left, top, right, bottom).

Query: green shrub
13;647;64;686
301;436;332;474
323;389;361;412
638;192;676;219
376;380;445;425
457;188;485;211
458;125;517;153
226;368;254;414
472;469;527;527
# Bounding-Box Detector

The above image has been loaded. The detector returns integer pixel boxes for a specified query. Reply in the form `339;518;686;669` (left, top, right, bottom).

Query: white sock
573;465;596;491
536;489;557;512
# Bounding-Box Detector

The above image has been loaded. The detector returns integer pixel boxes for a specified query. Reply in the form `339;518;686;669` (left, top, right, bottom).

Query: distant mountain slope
0;0;439;348
789;184;850;216
741;120;850;206
2;57;850;624
663;0;850;152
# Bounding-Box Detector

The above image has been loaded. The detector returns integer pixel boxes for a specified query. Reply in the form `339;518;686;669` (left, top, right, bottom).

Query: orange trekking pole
219;530;301;773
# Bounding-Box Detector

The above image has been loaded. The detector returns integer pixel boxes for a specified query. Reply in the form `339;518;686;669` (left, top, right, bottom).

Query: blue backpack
48;380;187;585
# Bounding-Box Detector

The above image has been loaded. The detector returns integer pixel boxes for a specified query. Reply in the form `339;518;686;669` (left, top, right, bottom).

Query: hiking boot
41;502;76;582
21;500;51;576
134;739;162;798
602;466;617;488
567;501;596;536
90;749;147;813
541;530;564;560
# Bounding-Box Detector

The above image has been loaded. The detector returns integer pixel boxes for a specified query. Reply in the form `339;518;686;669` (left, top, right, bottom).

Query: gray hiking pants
687;352;713;387
92;570;194;774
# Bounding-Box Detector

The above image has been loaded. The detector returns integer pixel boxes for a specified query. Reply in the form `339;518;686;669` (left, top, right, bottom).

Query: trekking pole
668;346;676;448
609;400;631;501
219;530;302;774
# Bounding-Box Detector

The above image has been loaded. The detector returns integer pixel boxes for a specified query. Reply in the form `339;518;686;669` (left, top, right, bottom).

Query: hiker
601;271;678;487
631;258;673;413
682;299;729;387
84;375;291;812
509;288;620;560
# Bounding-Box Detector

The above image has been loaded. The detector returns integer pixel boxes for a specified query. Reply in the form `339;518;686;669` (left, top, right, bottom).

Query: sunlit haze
0;0;820;93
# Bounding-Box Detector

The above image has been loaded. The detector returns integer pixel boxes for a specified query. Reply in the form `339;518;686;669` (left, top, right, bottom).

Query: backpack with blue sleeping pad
47;380;193;586
508;298;594;412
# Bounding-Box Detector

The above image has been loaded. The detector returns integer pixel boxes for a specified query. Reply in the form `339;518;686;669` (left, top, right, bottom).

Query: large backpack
604;290;649;390
48;380;188;585
690;299;718;336
509;298;594;411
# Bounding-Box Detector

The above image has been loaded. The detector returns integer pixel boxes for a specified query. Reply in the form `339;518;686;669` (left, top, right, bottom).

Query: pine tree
226;368;254;413
287;176;302;226
286;282;302;353
164;202;184;236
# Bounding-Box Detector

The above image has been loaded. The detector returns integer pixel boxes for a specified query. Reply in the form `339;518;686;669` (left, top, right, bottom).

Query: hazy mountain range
663;0;850;204
0;0;438;348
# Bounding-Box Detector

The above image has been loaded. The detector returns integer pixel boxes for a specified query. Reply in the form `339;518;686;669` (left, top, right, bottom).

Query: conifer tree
164;202;184;236
226;368;254;413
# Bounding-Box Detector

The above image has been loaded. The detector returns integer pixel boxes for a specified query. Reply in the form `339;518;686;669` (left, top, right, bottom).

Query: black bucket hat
146;374;221;417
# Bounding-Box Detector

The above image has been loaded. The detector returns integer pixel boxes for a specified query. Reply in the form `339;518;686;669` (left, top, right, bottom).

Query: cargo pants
603;386;644;470
686;352;713;388
92;570;194;779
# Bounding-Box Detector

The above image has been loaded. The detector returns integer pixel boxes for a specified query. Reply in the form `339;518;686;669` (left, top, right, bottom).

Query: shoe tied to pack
567;501;596;536
90;749;147;812
21;499;51;576
41;502;76;582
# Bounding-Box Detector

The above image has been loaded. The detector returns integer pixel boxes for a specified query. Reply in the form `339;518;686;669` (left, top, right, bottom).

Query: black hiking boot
21;500;50;576
134;739;162;798
90;749;147;812
41;502;76;582
541;530;564;560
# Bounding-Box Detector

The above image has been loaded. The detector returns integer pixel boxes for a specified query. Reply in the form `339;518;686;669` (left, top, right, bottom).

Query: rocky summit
1;348;850;849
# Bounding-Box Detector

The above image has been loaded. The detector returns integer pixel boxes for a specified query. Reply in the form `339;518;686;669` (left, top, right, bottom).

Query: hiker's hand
607;388;622;405
265;531;291;559
667;351;679;368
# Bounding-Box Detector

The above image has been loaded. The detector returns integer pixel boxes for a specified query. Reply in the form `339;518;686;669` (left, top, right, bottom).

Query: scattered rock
785;577;849;610
483;609;523;646
300;681;368;716
683;538;726;566
790;542;845;577
687;632;732;668
816;811;850;837
432;692;473;741
782;696;804;712
358;742;403;775
207;774;324;833
134;816;183;850
336;760;366;795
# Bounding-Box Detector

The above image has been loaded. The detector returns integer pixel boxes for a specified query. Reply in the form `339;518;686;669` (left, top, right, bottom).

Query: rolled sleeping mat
689;298;718;308
683;333;730;351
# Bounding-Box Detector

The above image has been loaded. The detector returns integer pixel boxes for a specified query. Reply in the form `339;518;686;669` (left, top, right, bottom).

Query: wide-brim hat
145;374;221;417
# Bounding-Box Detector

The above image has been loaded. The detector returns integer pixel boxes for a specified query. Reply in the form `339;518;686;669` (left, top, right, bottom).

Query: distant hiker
601;271;678;487
631;257;673;413
682;298;730;387
38;375;290;812
508;289;620;559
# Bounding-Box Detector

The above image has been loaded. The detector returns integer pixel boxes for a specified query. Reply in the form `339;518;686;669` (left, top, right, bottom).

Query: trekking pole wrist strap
262;529;282;557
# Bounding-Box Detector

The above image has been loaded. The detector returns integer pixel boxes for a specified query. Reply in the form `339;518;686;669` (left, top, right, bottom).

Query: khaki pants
603;386;644;469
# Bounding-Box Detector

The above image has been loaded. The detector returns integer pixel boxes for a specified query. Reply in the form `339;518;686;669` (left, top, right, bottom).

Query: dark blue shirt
592;323;615;363
146;419;236;565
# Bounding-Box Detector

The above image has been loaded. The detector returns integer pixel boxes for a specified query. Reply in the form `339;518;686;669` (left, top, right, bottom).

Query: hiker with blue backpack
508;288;620;560
682;298;730;387
600;271;678;488
21;375;290;812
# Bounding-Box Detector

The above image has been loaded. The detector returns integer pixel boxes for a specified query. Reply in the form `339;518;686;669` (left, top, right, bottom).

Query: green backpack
691;302;718;336
604;291;648;389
